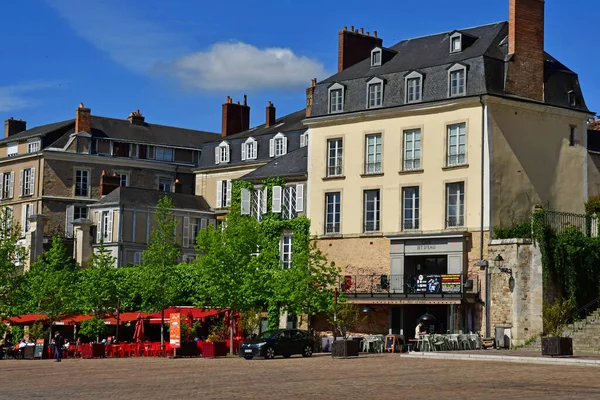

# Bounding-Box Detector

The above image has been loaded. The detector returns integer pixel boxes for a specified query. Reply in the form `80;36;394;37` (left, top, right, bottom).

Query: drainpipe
117;204;124;267
479;96;490;338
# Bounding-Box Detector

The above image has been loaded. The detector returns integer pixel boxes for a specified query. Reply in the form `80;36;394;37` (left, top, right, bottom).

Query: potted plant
202;324;228;358
541;297;575;357
330;303;364;358
80;317;108;358
176;315;199;357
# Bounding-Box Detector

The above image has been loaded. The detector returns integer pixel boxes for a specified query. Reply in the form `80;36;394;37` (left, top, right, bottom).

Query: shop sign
170;313;181;349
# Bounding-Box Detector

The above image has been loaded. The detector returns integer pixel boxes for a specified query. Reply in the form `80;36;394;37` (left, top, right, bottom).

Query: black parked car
240;329;314;360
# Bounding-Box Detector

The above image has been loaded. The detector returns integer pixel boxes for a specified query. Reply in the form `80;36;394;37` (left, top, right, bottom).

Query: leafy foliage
76;242;118;317
0;206;27;319
330;302;365;339
584;195;600;215
542;297;575;337
80;317;109;340
28;322;49;341
493;220;532;239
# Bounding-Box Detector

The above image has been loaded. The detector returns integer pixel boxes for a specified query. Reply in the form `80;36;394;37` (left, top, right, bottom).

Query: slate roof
90;187;213;211
1;116;219;150
310;22;589;117
197;109;307;170
237;146;308;182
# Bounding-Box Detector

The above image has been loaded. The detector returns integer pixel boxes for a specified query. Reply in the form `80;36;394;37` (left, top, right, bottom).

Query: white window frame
269;132;287;157
446;182;465;228
280;232;293;269
7;143;18;157
402;187;420;231
328;83;344;114
158;177;172;192
0;171;14;199
450;33;462;53
21;203;33;235
363;189;381;233
242;137;258;161
403;129;421;171
447;123;467;166
214;141;230;165
325;192;341;234
100;210;113;242
155;146;174;162
74;169;89;197
327;138;343;177
117;173;129;187
366;77;384;109
371;47;382;67
216;180;232;208
405;71;423;104
27;139;41;154
300;132;309;148
365;133;382;174
448;64;467;97
20;168;35;197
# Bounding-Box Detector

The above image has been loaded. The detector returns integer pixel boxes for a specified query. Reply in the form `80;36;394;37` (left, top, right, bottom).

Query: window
405;71;423;103
216;180;232;208
269;133;287;157
21;203;33;235
327;139;343;177
325;192;341;234
363;189;381;233
371;48;382;67
446;182;465;228
74;206;87;220
117;173;129;187
365;134;382;174
449;65;466;97
66;205;88;237
20;168;35;196
191;217;207;241
0;206;13;234
74;169;89;197
569;126;576;147
403;129;421;170
402;187;420;230
281;185;303;220
450;33;462;53
100;210;113;242
568;90;576;107
366;78;383;108
328;83;344;114
158;177;172;192
214;141;230;164
0;171;14;199
27;139;40;153
447;123;466;166
280;232;293;269
7;143;17;157
242;137;257;161
155;146;174;162
133;252;142;266
300;132;309;148
111;141;130;157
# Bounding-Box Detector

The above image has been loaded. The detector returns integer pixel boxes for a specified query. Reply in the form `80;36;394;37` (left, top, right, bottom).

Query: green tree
141;196;182;349
77;242;118;318
0;206;27;320
80;317;109;342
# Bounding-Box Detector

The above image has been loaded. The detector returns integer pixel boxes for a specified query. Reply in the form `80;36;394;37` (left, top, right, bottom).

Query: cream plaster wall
195;166;260;209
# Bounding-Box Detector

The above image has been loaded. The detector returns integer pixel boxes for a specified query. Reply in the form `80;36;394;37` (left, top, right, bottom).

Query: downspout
117;204;124;267
479;95;490;338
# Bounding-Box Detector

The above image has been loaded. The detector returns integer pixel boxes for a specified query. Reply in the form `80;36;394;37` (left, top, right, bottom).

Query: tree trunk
229;311;234;356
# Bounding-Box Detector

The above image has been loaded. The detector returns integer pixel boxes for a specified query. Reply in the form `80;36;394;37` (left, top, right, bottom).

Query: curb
403;352;600;367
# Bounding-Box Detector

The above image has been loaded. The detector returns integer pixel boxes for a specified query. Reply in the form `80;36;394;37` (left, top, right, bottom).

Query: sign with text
416;275;442;293
169;313;181;349
441;274;462;293
34;339;45;358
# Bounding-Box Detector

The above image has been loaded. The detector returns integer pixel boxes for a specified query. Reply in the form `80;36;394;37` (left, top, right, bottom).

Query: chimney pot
243;94;247;106
236;101;240;105
222;96;250;137
75;102;91;134
344;26;347;31
4;118;27;138
374;31;378;38
350;25;354;31
266;101;276;127
366;32;370;36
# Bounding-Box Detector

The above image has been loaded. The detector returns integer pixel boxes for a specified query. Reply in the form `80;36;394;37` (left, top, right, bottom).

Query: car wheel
302;345;313;357
243;356;253;360
265;347;275;359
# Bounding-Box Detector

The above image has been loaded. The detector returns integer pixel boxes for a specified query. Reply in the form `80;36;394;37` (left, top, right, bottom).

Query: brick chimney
4;117;27;138
100;170;120;196
305;78;317;117
127;110;145;125
75;103;92;134
338;26;383;72
505;0;545;101
266;101;276;127
222;95;250;137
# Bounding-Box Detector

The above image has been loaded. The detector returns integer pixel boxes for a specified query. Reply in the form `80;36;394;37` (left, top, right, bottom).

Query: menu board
441;274;462;293
34;339;45;358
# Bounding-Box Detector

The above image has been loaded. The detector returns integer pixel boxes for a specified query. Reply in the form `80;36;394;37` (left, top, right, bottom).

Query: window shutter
241;188;251;215
216;180;223;208
300;135;305;147
269;138;275;157
19;170;24;196
283;137;288;154
214;147;220;165
224;145;230;163
252;141;258;159
95;212;102;242
183;216;190;248
200;218;207;230
0;173;4;199
295;184;304;212
21;205;27;235
226;180;232;207
30;167;35;195
66;205;74;237
241;143;246;161
106;211;113;242
8;172;14;198
272;186;282;213
261;187;268;214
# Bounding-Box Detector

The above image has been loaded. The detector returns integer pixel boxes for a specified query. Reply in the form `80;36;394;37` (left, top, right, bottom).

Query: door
273;330;291;355
289;330;307;354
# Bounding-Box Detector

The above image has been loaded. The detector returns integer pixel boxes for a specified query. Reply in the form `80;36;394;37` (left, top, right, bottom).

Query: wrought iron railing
446;216;464;228
540;210;597;237
364;162;382;174
403;158;421;171
339;274;473;298
325;223;340;234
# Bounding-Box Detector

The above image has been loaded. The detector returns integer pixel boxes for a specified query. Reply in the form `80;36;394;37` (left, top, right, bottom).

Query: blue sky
1;0;597;133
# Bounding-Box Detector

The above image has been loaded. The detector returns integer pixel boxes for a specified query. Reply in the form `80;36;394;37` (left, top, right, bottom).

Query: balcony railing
364;162;382;175
404;158;421;171
363;221;380;233
339;274;475;298
325;223;341;234
327;165;343;177
446;216;464;228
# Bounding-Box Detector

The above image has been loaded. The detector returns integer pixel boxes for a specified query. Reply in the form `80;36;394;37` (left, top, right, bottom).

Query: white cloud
167;42;328;91
0;82;57;112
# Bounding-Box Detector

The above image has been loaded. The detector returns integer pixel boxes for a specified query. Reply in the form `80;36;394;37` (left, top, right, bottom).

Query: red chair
119;343;132;358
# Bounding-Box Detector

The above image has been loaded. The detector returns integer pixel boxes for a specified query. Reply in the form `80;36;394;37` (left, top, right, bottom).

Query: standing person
54;331;63;362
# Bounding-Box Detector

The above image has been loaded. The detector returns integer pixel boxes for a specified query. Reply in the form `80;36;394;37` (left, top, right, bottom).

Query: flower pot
541;337;573;357
176;342;199;357
331;340;360;357
202;341;228;358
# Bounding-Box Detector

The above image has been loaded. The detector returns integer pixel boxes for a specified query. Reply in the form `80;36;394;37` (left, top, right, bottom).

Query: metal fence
540;210;598;237
339;274;474;298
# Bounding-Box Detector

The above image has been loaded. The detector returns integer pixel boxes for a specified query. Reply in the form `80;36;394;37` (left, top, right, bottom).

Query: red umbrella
133;313;144;344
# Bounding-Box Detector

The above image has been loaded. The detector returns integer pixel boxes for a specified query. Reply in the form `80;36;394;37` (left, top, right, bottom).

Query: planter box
176;342;199;357
331;340;360;357
541;337;573;357
202;341;228;358
22;346;35;360
81;343;106;359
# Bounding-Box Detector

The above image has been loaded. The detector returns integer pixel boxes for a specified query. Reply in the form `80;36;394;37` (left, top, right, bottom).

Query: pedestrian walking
54;331;63;362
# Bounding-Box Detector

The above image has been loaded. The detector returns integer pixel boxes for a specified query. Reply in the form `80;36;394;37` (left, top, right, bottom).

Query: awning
4;314;48;326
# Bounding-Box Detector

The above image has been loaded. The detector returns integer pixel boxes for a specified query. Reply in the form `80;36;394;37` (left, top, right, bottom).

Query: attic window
366;77;384;109
270;132;287;157
328;83;345;114
448;64;467;97
214;141;230;164
450;33;462;53
371;48;382;67
568;91;576;107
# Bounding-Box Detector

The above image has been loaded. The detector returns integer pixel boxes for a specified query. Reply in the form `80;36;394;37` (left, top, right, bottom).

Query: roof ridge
391;21;506;45
90;115;218;135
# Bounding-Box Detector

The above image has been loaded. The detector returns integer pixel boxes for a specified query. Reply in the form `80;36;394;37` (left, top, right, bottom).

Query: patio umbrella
133;313;144;344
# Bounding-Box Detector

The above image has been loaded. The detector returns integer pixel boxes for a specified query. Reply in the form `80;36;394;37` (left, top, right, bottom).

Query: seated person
415;321;425;339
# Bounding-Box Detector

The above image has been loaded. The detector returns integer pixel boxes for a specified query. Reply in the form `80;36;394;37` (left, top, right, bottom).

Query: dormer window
405;71;423;104
328;83;345;114
269;132;287;157
241;137;257;161
300;132;309;148
214;141;230;164
448;64;467;97
371;47;382;67
450;33;462;53
366;77;384;109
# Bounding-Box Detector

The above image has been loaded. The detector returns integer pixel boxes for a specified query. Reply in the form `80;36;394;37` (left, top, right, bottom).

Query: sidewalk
403;349;600;367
